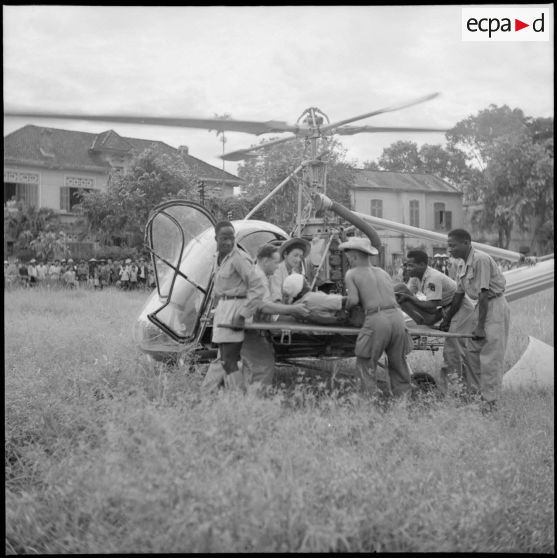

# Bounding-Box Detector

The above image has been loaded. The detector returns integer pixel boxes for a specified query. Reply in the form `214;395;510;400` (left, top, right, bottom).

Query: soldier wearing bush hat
340;236;412;401
338;236;379;256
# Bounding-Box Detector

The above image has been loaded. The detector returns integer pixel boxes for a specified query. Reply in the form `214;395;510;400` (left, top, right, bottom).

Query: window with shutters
370;199;383;218
434;202;452;230
409;200;419;228
60;186;93;212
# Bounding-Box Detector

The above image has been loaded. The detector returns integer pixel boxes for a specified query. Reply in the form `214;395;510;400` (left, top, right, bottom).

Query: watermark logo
462;7;550;41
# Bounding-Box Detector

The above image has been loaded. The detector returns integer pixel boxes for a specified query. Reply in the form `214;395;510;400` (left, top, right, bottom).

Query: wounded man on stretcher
281;273;365;327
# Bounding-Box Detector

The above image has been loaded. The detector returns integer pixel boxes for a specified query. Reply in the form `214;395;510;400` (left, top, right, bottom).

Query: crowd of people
201;221;511;416
4;256;156;290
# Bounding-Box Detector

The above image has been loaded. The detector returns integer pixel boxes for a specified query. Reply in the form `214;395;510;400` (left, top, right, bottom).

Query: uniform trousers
241;331;276;387
463;296;510;402
354;308;412;398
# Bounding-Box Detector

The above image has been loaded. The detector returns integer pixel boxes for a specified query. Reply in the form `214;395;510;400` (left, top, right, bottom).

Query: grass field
5;285;554;553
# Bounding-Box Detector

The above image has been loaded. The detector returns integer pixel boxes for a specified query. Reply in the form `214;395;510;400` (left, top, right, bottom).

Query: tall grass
5;286;554;553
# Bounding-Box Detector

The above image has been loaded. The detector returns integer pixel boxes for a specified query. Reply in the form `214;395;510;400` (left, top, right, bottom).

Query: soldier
240;244;310;390
211;221;265;391
341;237;412;401
440;229;510;413
394;249;475;396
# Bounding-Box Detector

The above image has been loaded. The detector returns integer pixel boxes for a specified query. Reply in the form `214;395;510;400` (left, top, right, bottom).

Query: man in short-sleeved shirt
440;229;510;413
241;244;309;389
394;250;475;395
211;221;265;390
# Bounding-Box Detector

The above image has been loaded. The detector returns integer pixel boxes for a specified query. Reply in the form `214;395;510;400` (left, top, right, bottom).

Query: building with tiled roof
4;125;242;212
350;169;465;270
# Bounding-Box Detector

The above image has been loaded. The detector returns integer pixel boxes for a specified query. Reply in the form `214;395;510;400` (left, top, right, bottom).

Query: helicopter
5;94;554;387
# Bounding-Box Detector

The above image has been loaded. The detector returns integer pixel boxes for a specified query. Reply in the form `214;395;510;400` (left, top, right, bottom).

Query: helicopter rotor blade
4;110;298;136
321;92;441;132
335;125;448;136
220;134;299;161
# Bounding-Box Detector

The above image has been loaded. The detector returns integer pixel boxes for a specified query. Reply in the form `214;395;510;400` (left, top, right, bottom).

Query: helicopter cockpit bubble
132;200;289;360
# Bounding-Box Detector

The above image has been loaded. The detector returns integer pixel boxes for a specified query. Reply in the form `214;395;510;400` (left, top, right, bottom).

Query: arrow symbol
515;18;529;31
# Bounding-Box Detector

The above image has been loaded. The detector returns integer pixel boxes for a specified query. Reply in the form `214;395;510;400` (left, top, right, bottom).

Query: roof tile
353;169;460;194
4;124;242;183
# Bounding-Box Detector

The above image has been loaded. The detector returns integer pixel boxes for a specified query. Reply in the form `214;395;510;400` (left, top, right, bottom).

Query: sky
3;5;554;177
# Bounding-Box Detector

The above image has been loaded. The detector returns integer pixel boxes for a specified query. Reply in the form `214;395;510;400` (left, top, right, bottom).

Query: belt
488;292;503;300
220;295;247;300
365;304;397;316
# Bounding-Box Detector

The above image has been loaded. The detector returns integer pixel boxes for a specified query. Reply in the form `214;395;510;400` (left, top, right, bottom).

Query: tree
377;141;422;172
484;131;553;250
446;104;528;171
4;204;56;254
205;194;251;222
79;148;198;248
237;137;355;232
30;230;71;261
448;106;553;250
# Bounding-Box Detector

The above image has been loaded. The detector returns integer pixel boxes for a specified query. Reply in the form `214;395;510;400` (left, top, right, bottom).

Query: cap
282;273;306;299
279;237;311;259
338;237;378;256
29;259;36;263
125;258;132;264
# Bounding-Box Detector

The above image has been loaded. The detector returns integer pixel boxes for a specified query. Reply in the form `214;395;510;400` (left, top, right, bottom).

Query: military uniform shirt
456;247;506;300
213;246;265;319
418;266;458;307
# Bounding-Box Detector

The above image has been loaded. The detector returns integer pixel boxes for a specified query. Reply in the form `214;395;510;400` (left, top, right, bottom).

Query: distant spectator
36;260;48;283
92;264;102;290
18;261;29;287
27;259;38;286
77;259;89;286
120;259;131;290
87;259;98;287
99;259;110;288
129;261;139;290
114;259;124;287
106;258;115;286
48;259;62;284
62;265;77;288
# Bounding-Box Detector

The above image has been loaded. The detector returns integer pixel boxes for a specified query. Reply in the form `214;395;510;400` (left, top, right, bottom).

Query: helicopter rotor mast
292;107;331;236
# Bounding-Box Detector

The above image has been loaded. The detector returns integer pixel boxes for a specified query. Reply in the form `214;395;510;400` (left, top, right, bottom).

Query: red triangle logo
515;19;529;31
